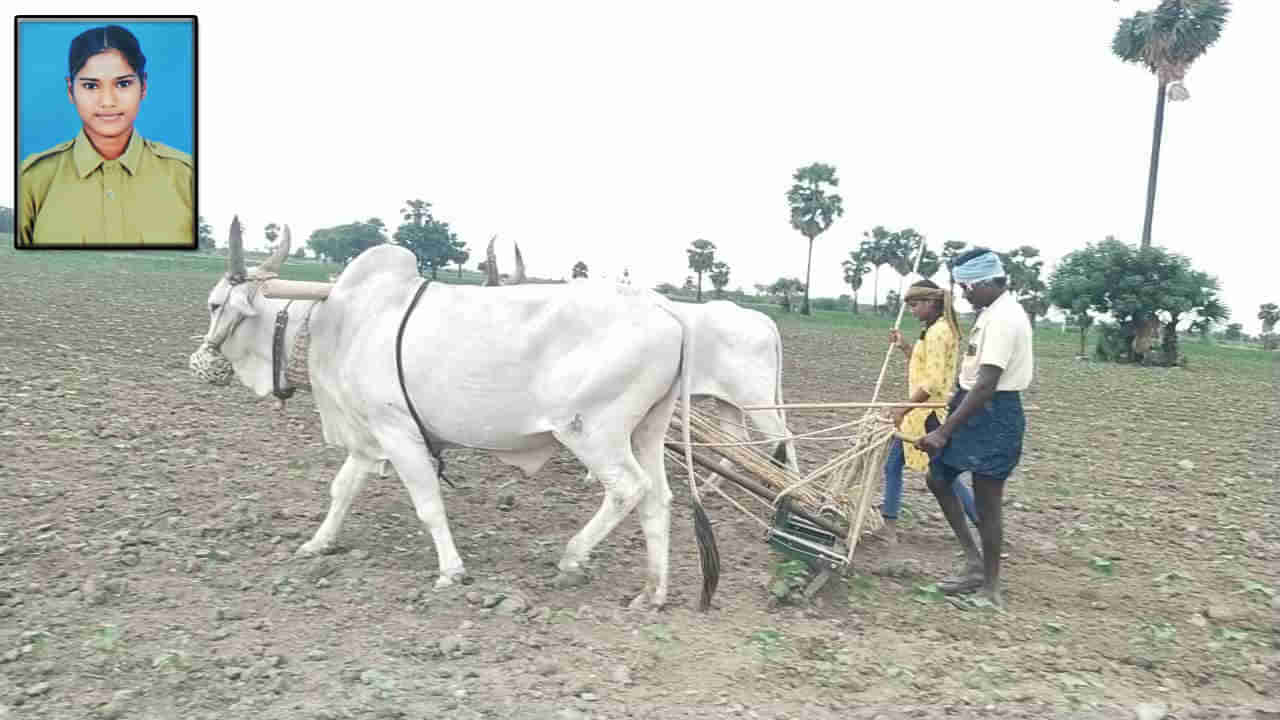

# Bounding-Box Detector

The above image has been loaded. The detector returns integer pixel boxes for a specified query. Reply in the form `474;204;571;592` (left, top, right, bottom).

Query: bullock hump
334;245;420;291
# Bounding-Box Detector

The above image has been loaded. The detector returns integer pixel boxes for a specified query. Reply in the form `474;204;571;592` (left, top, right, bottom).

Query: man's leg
971;473;1006;607
951;477;981;528
927;462;983;592
880;439;906;544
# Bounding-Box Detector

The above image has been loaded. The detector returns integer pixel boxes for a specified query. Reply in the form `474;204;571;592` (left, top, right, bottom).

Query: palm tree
786;163;844;315
1113;0;1231;250
841;250;870;314
401;199;432;227
1259;302;1280;334
686;238;716;303
859;226;894;314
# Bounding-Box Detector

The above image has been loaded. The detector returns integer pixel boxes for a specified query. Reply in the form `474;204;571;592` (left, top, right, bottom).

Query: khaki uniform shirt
958;290;1034;391
18;129;194;247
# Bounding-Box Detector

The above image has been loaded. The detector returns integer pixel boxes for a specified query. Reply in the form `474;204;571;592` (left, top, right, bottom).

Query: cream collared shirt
958;290;1034;391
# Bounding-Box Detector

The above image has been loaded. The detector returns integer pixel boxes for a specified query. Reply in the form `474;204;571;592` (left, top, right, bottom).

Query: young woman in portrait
18;24;193;247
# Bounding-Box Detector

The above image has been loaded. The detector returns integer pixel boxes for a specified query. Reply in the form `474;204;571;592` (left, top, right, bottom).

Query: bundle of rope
663;237;933;566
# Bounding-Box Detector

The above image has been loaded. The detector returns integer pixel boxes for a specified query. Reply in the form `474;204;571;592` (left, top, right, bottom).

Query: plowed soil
1;243;1276;719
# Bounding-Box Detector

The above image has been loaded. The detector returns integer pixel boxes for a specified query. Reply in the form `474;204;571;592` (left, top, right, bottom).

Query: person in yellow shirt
17;24;193;248
879;279;978;545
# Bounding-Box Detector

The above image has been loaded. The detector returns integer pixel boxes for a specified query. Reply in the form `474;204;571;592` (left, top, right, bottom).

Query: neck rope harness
395;279;450;486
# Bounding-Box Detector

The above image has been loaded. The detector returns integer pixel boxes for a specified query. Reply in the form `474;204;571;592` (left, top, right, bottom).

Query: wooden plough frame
663;239;934;593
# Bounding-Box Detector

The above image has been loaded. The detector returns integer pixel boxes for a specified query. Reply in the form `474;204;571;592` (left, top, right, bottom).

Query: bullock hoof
552;569;589;589
295;540;330;557
435;569;469;590
628;589;667;610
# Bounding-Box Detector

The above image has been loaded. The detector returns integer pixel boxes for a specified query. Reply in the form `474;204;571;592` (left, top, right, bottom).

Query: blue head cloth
952;252;1005;283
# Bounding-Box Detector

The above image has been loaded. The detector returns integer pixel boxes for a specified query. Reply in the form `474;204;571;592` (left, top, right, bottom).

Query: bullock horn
257;225;291;275
483;235;500;287
228;215;247;278
512;242;527;285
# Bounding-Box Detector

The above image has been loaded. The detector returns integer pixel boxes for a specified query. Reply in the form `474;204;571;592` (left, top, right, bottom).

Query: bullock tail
770;317;799;474
664;303;720;611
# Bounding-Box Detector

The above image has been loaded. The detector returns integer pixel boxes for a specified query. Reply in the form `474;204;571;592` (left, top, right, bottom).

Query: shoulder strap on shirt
145;139;194;168
20;140;74;174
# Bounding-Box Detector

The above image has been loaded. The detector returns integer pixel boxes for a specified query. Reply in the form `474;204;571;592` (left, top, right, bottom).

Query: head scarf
903;285;961;376
951;251;1005;284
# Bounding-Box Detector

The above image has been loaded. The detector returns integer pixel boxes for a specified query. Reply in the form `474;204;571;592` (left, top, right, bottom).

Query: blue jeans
882;438;980;526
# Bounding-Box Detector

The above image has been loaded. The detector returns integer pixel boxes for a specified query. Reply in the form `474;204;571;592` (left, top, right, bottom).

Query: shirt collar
73;128;144;178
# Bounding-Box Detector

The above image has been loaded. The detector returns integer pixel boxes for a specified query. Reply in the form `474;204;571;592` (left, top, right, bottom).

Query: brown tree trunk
1141;80;1168;250
801;236;814;315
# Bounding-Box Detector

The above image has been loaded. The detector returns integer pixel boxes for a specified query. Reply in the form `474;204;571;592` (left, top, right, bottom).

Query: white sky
5;2;1277;333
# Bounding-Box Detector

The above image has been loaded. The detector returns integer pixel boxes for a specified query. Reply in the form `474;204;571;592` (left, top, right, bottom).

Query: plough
662;238;935;594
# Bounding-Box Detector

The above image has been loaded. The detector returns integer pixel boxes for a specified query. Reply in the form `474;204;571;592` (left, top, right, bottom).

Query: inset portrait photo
15;16;197;249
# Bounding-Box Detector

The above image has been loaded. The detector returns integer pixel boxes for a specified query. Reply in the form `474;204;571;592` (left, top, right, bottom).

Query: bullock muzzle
189;342;235;386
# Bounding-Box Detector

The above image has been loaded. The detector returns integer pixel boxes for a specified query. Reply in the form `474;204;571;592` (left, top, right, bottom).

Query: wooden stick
663;442;848;540
260;279;334;300
846;237;929;564
739;401;946;411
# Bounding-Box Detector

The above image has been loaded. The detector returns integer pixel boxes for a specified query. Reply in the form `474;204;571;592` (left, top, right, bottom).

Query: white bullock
487;249;799;478
189;219;719;610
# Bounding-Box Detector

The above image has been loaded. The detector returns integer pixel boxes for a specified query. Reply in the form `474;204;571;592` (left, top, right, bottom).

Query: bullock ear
228;287;259;317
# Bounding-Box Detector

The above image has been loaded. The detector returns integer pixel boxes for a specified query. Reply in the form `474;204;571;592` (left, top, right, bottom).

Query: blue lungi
939;387;1025;481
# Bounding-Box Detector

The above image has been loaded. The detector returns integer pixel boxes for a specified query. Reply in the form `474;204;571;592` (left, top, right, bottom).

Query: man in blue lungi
916;248;1033;610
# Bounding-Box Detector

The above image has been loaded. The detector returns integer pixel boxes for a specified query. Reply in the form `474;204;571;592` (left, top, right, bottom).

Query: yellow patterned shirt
901;319;959;471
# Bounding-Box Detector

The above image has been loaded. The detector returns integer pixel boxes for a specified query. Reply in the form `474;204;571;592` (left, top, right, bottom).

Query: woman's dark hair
68;25;146;82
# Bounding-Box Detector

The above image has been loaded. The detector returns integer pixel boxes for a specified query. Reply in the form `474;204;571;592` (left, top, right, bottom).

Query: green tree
451;241;470;279
709;261;731;298
998;245;1049;326
1187;297;1230;340
841;249;871;314
0;206;14;233
1223;323;1243;341
769;278;806;313
1047;236;1225;365
395;221;457;280
786;163;844;315
293;247;306;259
264;222;280;253
572;261;589;279
940;240;968;296
889;228;940;294
686;238;716;302
1113;0;1231;249
885;289;902;317
197;215;214;252
859;226;895;314
308;219;388;266
395;200;460;280
1258;302;1280;334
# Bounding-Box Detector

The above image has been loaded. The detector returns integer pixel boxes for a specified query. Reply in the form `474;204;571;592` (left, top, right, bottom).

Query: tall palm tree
859;226;894;314
1113;0;1231;249
1259;302;1280;334
786;163;844;315
401;199;432;227
841;250;870;314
